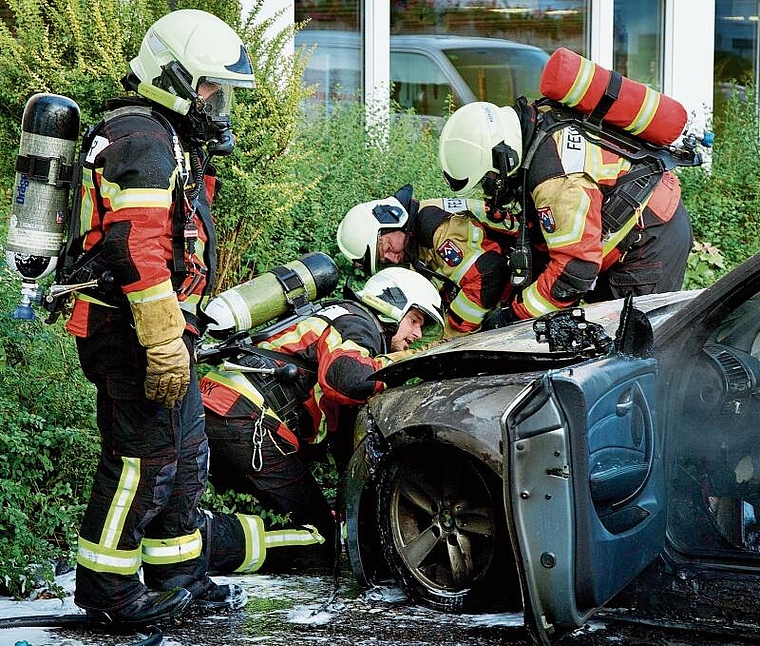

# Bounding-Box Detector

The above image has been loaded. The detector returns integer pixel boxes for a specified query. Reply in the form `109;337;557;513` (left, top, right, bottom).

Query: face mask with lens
198;80;237;155
481;141;521;221
157;62;239;155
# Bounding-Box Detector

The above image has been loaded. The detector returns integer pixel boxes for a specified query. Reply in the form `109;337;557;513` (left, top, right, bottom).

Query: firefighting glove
481;306;518;331
130;296;190;408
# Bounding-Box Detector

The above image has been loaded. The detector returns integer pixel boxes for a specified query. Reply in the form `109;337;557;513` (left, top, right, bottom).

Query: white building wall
664;0;715;132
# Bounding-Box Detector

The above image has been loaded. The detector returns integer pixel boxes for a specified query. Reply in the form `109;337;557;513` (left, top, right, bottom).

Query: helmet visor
442;170;471;194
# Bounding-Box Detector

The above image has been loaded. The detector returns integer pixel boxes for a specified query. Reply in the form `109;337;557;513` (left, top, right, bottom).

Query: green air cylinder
205;252;339;338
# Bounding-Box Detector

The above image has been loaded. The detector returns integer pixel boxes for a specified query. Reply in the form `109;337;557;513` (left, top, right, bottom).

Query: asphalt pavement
2;564;758;646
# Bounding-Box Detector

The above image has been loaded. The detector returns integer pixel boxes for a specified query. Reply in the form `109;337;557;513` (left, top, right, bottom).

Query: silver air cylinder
6;93;80;319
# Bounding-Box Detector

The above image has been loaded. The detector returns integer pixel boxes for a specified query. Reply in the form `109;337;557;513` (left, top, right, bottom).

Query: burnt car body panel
344;253;760;644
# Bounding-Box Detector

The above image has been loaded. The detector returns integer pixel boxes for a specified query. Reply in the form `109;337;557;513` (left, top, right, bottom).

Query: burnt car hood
376;290;701;387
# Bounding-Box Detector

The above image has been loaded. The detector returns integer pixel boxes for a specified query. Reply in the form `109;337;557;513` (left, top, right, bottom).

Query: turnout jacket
406;197;515;334
508;103;683;320
65;102;217;338
199;301;392;448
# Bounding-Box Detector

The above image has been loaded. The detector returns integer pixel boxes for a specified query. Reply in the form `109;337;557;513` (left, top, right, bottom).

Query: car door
503;354;665;645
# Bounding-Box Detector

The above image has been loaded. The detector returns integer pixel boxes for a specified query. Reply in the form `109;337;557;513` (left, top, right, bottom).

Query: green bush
679;83;760;269
0;264;98;598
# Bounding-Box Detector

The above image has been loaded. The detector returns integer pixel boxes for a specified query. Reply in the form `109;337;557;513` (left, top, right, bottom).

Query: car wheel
376;444;518;612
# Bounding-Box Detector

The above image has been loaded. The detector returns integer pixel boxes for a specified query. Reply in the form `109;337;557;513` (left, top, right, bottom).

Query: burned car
343;252;760;644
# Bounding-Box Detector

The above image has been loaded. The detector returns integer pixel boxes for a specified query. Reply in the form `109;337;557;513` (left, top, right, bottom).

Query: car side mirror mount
614;294;654;357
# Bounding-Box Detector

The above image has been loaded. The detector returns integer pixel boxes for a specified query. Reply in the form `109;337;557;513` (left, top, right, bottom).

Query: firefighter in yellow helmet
63;9;260;625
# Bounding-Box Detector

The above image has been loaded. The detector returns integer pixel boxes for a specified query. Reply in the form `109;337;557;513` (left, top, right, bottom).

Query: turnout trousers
74;311;215;611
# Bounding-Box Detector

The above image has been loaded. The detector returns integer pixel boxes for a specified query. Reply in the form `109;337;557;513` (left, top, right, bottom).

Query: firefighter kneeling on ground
199;267;444;568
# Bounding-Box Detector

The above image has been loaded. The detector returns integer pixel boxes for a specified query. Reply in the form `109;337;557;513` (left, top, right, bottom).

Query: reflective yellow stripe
259;319;328;352
522;282;558;318
99;176;173;212
142;529;203;565
628;86;660;136
264;526;325;548
562;56;596;107
234;514;267;573
602;214;639;254
311;383;327;445
77;535;142;575
102;456;140;549
75;292;119;308
126;281;176;305
544;191;590;248
449;289;489;326
204;369;283;424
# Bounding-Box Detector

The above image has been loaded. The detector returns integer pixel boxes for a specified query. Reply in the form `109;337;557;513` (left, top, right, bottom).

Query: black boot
82;587;192;625
193;582;248;611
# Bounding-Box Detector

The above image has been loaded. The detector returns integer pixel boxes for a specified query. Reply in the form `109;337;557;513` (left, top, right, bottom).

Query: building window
294;1;587;118
613;0;664;90
391;1;588;57
714;0;758;112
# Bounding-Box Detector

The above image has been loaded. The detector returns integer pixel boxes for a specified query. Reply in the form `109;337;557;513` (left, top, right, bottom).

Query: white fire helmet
130;9;255;117
337;197;408;274
439;101;522;196
357;267;444;330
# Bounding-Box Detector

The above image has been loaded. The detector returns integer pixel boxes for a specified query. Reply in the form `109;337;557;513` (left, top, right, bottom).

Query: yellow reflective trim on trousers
234;514;266;573
522;282;558;318
562;56;596;107
142;529;203;565
102;456;140;550
628;87;660;136
264;527;326;547
77;535;141;575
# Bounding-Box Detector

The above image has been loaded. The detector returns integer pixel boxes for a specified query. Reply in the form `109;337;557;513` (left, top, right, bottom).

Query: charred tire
376;444;518;613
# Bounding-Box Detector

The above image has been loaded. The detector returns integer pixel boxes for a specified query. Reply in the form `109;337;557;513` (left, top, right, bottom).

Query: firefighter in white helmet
64;9;260;625
439;98;693;328
337;183;515;336
200;267;444;569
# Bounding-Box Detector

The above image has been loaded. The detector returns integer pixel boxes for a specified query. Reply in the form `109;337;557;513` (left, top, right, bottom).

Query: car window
301;43;361;106
390;51;457;116
442;47;548;105
669;289;760;558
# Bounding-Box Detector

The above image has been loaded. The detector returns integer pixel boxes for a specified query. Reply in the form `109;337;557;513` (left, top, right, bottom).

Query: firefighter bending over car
339;58;698;333
55;9;281;626
338;185;514;336
199;267;444;568
438;97;694;328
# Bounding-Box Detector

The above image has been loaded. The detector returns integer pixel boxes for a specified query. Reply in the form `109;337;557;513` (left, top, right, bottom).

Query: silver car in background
295;30;549;117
